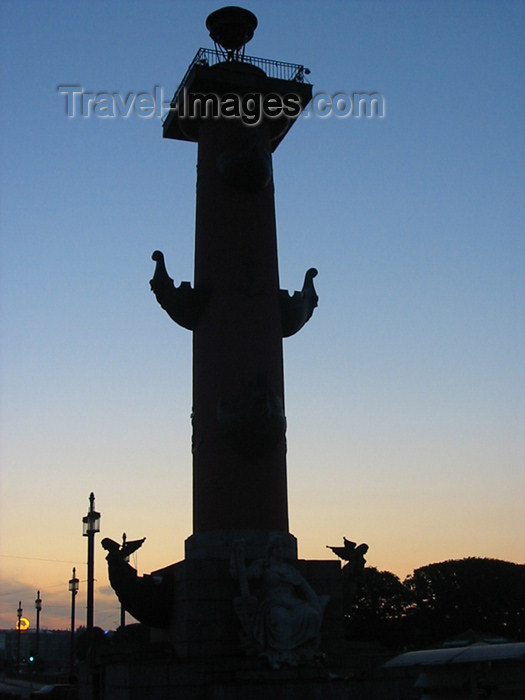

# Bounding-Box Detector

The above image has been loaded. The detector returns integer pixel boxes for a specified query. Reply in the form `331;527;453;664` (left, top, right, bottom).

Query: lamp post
120;533;127;630
35;591;42;658
16;601;23;670
82;492;100;632
68;567;79;680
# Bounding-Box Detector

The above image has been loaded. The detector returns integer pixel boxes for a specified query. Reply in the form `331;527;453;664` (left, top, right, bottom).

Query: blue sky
1;0;524;631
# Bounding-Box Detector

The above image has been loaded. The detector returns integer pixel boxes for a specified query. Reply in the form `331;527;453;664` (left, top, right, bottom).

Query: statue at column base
231;534;329;669
327;537;368;612
102;537;174;629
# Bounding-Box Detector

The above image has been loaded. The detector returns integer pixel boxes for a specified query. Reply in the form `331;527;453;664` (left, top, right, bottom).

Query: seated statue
231;534;328;668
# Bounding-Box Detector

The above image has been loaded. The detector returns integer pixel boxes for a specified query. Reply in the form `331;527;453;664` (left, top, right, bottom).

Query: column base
185;529;298;561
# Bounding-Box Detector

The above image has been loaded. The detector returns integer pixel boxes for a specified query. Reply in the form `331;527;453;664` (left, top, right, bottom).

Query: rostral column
150;6;317;556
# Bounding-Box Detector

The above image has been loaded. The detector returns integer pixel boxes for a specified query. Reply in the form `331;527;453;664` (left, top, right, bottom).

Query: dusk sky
1;0;524;632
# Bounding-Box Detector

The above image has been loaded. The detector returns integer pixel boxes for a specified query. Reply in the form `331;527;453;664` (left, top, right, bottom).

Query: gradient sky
1;0;524;632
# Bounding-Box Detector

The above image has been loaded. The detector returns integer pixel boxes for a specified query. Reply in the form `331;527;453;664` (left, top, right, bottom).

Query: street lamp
120;532;127;630
69;567;79;680
35;591;42;657
16;601;23;670
82;492;100;632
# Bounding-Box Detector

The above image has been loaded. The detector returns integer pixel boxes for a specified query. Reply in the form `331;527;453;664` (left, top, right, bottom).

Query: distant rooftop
384;642;525;667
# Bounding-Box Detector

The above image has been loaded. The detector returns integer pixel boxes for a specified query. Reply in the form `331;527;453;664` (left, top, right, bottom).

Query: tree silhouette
404;558;525;644
344;567;414;648
344;558;524;649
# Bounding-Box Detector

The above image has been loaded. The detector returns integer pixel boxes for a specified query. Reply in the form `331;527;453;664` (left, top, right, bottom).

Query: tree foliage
344;567;414;648
404;558;525;644
344;558;525;649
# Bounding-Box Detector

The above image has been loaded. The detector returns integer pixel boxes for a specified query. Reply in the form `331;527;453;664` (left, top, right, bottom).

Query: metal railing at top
168;47;311;111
